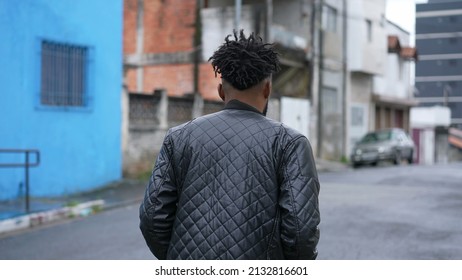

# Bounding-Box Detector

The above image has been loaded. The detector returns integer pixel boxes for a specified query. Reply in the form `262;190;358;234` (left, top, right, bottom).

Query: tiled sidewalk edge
0;200;104;236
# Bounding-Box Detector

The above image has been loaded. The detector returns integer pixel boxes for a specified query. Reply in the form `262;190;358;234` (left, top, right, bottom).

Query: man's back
140;101;320;259
169;106;283;259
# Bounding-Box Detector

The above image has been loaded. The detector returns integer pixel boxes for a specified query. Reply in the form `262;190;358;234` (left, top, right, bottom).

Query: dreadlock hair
208;30;280;91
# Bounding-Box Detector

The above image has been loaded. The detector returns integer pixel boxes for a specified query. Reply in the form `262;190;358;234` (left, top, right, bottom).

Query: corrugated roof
401;47;418;61
388;35;401;53
387;35;418;61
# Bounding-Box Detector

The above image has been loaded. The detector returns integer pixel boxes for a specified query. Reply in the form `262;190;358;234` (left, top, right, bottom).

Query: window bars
40;41;88;107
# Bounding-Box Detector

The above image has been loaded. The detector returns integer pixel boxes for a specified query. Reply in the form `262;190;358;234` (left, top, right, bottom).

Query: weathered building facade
344;0;417;155
122;0;418;170
122;0;319;174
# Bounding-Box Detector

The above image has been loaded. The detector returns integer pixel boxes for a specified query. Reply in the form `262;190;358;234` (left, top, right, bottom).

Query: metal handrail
0;149;41;213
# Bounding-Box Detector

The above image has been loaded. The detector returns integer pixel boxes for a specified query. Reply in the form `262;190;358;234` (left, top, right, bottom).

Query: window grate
40;41;88;107
129;93;161;126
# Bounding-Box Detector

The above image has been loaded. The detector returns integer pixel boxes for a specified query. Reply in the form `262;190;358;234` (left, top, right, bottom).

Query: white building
315;0;347;160
182;0;419;161
345;0;387;155
373;20;418;133
345;0;417;155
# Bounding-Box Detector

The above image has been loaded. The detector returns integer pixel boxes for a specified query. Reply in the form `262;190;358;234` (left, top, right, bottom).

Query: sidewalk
315;158;350;172
0;159;347;235
0;179;146;235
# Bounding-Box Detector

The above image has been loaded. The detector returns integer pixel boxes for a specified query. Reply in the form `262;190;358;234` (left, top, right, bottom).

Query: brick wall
123;0;137;54
143;64;193;97
144;0;196;53
200;63;221;101
139;63;220;100
125;68;137;92
123;0;220;100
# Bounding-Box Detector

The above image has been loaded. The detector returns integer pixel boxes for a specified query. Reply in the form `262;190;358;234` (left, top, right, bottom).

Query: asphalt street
0;204;153;260
317;162;462;259
0;162;461;259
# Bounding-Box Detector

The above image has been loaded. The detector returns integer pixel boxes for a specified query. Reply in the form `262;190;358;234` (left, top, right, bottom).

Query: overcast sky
385;0;429;84
386;0;429;44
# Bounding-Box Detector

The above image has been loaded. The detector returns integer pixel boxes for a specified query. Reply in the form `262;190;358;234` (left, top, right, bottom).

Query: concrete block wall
124;129;168;176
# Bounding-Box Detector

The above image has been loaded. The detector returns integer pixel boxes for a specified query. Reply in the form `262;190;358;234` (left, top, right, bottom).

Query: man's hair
208;30;280;91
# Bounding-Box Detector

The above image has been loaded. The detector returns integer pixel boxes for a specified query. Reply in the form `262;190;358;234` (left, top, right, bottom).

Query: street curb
0;200;104;236
103;198;143;211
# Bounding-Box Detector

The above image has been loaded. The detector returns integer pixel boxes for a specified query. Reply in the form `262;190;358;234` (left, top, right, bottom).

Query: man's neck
225;96;264;114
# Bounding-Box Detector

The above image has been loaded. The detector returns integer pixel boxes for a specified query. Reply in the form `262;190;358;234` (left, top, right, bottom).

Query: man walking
139;30;320;260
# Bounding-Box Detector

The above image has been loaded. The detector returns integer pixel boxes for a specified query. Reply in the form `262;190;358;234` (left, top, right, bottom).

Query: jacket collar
223;99;263;115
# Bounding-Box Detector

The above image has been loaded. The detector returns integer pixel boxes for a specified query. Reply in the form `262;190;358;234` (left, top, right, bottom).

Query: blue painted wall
0;0;123;200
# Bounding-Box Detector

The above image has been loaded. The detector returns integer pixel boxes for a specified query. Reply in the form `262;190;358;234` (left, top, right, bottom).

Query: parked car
351;128;415;168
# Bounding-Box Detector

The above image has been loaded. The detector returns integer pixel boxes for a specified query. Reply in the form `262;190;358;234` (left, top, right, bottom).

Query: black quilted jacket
139;100;320;260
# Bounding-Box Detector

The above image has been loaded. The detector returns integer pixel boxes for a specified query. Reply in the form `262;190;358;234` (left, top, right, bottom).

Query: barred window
40;41;88;107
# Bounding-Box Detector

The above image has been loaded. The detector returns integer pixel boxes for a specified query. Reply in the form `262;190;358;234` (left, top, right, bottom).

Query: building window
449;60;458;67
323;5;337;33
351;106;365;127
40;40;88;107
380;14;386;27
322;87;338;115
366;19;372;42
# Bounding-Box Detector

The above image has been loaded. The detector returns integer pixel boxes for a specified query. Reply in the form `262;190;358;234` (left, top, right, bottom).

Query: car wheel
371;162;378;167
352;162;361;169
393;151;402;165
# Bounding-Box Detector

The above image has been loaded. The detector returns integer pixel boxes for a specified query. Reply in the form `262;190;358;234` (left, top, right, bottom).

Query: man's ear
218;83;225;101
263;79;271;99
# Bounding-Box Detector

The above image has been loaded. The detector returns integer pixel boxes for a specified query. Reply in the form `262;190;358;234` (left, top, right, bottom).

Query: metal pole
235;0;242;30
265;0;273;42
193;0;204;119
443;85;451;107
341;0;348;159
136;0;144;92
317;0;324;159
25;151;30;213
